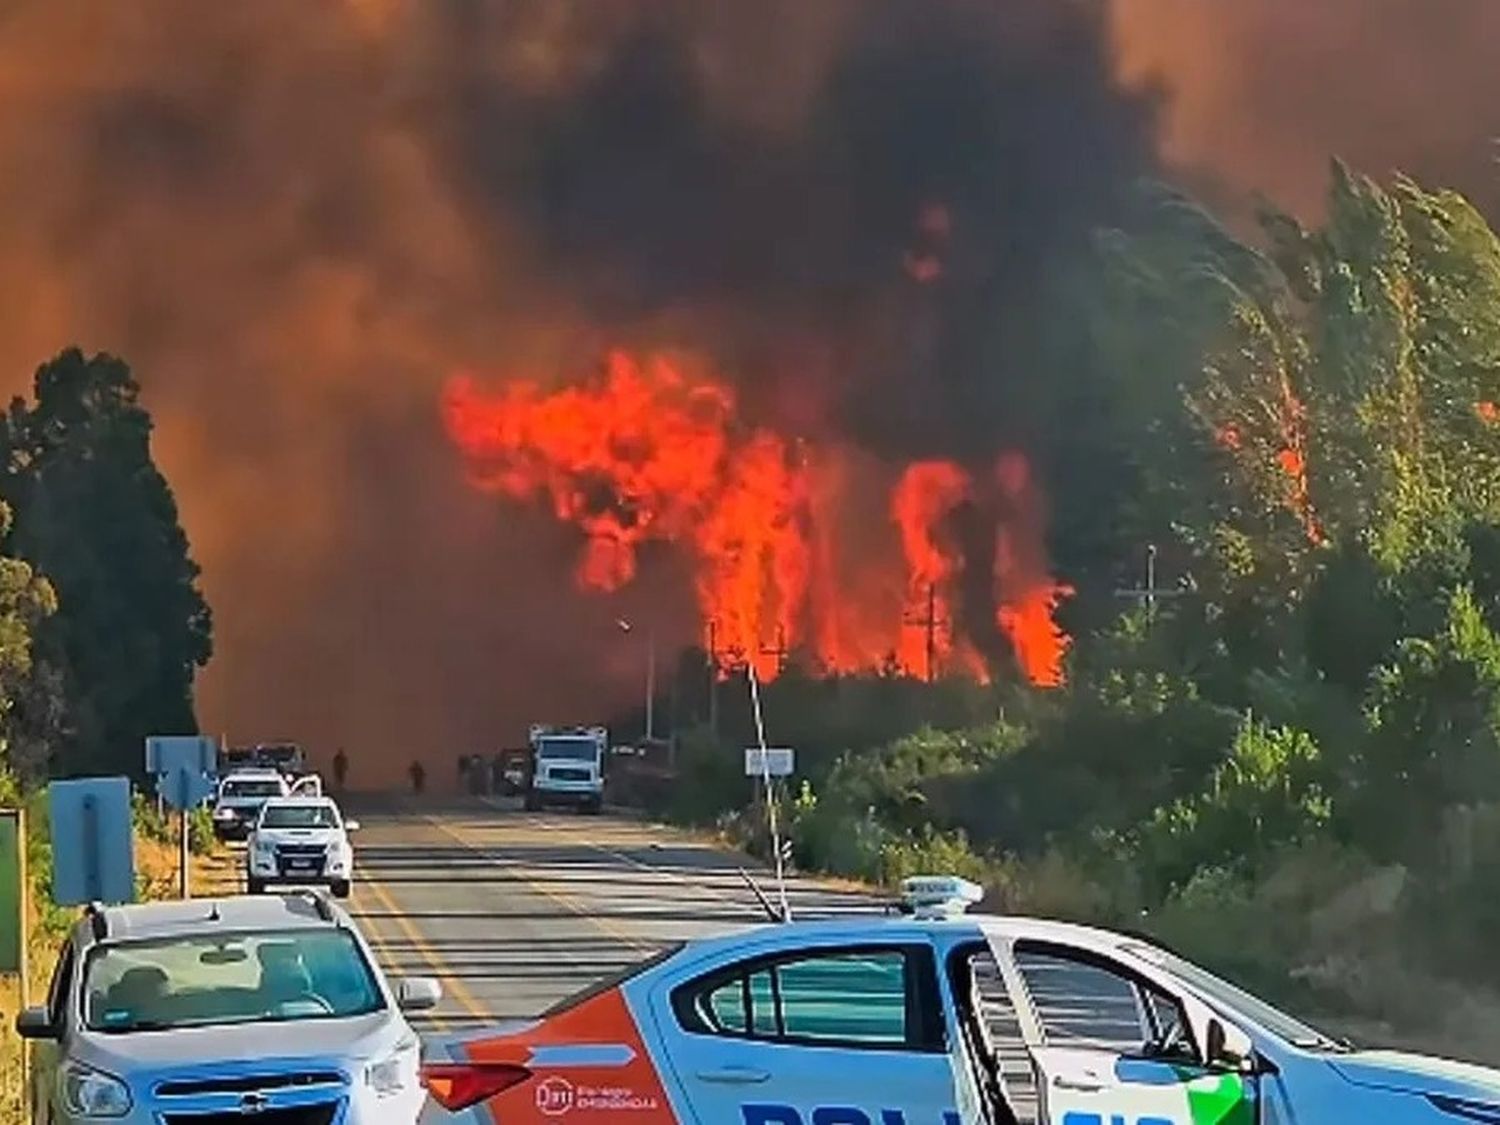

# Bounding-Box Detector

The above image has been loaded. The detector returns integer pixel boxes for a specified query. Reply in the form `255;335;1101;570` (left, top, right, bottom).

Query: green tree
0;349;212;775
0;500;58;783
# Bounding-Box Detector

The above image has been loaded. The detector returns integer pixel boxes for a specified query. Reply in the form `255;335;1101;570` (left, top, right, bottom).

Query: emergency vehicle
421;876;1500;1124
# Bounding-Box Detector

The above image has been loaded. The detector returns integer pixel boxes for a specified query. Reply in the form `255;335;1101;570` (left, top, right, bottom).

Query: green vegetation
635;165;1500;1057
0;349;211;779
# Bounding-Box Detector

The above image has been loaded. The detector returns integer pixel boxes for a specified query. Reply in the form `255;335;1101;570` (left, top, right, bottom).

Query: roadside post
50;777;135;906
1;805;29;1100
148;736;217;899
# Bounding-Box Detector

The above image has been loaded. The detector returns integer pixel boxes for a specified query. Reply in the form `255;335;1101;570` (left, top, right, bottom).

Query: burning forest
442;351;1070;685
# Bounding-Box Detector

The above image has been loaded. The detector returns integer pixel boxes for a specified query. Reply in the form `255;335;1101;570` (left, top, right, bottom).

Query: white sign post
744;747;795;778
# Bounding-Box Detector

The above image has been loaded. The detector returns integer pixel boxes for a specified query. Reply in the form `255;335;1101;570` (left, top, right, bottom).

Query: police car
421;875;1500;1124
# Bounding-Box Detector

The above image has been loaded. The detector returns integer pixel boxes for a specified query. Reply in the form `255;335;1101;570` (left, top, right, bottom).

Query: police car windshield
261;804;339;829
222;780;283;798
83;929;384;1033
537;740;597;761
1124;943;1338;1048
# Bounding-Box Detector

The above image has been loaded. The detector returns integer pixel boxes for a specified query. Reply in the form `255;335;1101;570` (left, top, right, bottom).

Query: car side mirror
15;1006;56;1041
1205;1016;1268;1074
344;820;360;832
396;977;442;1013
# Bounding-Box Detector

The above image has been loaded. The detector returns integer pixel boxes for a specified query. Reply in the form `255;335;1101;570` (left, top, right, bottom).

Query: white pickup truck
245;795;359;898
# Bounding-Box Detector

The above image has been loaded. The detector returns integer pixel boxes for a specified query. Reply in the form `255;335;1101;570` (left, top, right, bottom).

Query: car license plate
287;860;317;873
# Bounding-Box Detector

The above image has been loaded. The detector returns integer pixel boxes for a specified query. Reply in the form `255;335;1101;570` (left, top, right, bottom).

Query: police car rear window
539;943;684;1018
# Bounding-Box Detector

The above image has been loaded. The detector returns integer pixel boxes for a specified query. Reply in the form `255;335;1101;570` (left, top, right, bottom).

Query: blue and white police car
421;875;1500;1124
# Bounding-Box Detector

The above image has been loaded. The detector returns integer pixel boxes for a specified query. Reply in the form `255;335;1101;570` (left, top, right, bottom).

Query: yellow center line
358;853;489;1029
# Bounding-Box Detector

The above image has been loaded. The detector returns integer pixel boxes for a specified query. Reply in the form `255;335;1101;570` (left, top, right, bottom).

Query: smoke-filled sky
0;0;1496;780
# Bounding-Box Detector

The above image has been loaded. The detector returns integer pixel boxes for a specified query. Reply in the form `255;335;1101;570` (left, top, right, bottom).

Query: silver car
16;892;441;1124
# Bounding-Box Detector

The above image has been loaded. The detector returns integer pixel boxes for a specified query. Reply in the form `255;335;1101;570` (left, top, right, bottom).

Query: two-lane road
344;797;874;1036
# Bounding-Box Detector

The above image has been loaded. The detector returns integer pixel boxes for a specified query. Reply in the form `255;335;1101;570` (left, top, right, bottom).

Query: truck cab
525;725;606;814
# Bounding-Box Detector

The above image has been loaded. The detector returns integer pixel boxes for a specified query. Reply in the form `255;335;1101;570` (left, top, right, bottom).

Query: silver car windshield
83;928;384;1033
1123;942;1337;1048
261;804;340;829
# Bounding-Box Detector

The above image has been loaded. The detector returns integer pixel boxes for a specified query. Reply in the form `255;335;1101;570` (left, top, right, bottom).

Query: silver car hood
81;1010;399;1073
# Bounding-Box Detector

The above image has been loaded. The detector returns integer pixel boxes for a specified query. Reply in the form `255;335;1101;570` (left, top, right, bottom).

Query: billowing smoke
0;0;1494;781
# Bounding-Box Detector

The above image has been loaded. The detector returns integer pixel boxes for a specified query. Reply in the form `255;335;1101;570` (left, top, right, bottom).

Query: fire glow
442;351;1070;686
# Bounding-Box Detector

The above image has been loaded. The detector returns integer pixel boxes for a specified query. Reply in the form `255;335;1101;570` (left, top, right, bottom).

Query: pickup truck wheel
247;876;266;895
524;793;540;812
330;879;351;900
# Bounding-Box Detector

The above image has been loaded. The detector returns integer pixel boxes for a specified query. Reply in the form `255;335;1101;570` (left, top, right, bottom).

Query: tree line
631;164;1500;1046
0;349;210;785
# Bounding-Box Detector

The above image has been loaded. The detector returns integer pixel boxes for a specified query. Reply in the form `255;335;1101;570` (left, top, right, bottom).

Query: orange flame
993;453;1072;686
442;350;1069;686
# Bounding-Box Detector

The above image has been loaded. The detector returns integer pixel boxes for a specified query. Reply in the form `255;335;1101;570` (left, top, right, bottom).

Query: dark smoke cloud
0;0;1495;781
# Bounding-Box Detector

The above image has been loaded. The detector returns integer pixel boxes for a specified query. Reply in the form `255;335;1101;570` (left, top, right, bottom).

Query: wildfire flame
442;349;1070;685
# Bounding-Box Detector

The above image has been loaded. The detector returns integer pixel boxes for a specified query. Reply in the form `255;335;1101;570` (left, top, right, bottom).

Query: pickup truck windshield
83;929;384;1033
260;804;339;829
221;780;284;799
536;740;598;761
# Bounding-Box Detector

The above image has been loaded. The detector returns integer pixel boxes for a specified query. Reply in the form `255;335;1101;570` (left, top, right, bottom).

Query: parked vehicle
525;724;606;813
15;893;440;1124
245;796;359;898
422;874;1500;1124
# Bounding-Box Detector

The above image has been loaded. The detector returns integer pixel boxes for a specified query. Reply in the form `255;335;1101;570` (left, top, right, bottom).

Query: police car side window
677;945;944;1052
1015;947;1152;1053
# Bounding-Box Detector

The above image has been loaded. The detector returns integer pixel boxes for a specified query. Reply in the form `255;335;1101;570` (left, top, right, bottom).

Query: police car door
998;939;1255;1125
652;942;962;1125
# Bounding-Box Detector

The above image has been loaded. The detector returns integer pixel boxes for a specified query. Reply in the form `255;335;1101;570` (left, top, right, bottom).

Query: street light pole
617;618;655;743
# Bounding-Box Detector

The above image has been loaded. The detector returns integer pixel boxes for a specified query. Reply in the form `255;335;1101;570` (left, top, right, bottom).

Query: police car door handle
1052;1075;1104;1092
696;1066;771;1085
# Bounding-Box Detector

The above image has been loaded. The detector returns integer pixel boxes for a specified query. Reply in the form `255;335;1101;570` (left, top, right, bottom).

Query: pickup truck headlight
212;806;237;821
60;1062;132;1118
366;1035;418;1096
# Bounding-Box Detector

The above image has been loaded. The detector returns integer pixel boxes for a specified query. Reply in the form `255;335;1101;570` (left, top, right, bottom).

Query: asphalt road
344;796;876;1037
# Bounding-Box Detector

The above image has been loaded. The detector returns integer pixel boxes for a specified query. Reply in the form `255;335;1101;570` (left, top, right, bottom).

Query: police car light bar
901;875;983;919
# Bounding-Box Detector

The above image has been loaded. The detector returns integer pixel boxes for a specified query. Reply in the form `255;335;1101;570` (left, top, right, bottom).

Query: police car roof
673;910;1152;964
223;767;284;778
84;893;340;945
261;794;335;807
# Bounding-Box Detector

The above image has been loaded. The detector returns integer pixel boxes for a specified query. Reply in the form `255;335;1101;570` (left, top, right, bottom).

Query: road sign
0;808;22;973
156;765;217;811
146;735;216;776
50;777;135;906
744;747;795;778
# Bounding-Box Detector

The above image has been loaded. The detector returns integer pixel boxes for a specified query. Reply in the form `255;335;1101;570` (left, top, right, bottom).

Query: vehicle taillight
421;1062;532;1111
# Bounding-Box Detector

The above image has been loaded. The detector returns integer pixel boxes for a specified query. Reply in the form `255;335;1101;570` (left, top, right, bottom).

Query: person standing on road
410;759;426;794
332;748;348;792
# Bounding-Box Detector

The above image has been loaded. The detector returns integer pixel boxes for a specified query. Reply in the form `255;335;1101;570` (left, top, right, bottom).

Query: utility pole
1114;544;1191;621
903;582;946;682
758;627;789;679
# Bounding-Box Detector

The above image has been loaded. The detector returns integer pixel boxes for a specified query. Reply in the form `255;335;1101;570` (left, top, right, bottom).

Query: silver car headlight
366;1034;419;1096
60;1062;132;1118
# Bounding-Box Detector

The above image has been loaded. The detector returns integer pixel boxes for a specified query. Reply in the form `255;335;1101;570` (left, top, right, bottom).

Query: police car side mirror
15;1006;56;1041
344;820;360;832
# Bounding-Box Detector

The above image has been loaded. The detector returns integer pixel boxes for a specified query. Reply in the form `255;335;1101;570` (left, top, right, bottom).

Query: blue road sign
157;766;217;810
146;735;216;776
50;777;135;906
